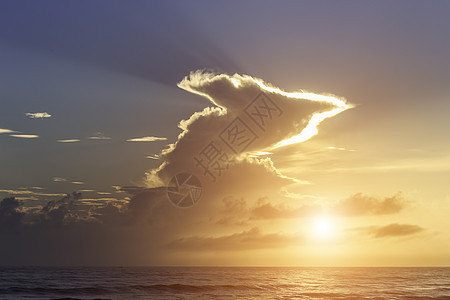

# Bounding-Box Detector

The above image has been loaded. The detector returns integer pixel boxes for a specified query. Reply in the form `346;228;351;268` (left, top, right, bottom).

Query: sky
1;0;450;266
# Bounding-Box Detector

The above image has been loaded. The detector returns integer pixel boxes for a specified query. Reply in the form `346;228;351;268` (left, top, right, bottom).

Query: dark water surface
0;267;449;299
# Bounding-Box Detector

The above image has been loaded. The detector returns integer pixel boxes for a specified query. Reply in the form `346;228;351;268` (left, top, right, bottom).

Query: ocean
0;267;449;299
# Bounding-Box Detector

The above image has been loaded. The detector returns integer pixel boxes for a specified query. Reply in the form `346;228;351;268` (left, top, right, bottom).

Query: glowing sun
310;215;335;239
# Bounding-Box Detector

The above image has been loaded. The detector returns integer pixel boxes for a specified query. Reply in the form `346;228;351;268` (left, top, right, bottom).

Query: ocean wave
0;286;111;296
131;283;264;292
1;267;449;299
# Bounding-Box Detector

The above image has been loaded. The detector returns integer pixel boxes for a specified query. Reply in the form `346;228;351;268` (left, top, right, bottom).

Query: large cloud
147;71;350;203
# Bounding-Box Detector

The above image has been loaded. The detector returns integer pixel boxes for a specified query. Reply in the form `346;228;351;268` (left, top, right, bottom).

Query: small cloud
88;132;111;140
30;187;44;190
370;223;424;238
146;155;160;160
0;189;34;195
248;151;272;158
281;189;325;201
127;136;168;142
88;136;111;140
81;197;119;201
26;112;52;119
97;192;112;195
250;199;322;220
71;181;85;185
35;193;66;197
53;177;67;182
334;193;405;216
0;128;16;134
10;134;39;139
15;196;39;201
57;139;80;143
327;146;356;151
79;189;95;192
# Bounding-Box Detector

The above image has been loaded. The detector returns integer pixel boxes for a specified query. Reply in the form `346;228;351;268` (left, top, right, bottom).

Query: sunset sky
1;0;449;266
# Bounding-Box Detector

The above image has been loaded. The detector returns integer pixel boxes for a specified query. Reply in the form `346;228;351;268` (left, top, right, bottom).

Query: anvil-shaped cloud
148;71;351;189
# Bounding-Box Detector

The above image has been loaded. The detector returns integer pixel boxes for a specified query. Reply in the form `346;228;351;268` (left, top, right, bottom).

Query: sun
310;215;335;239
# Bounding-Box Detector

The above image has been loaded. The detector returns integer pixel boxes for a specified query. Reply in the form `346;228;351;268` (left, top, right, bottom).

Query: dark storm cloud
39;192;82;227
0;192;101;229
0;187;203;265
0;197;23;229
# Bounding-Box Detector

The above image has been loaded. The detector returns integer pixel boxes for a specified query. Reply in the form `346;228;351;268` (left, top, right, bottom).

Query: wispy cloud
366;223;424;238
57;139;80;143
146;155;160;160
53;177;84;185
88;132;111;140
34;193;66;197
25;112;52;119
0;189;34;195
15;196;39;201
53;177;67;182
250;199;321;220
327;146;356;151
127;136;168;142
0;128;16;134
81;197;120;202
0;189;65;197
88;136;111;140
10;134;39;139
169;227;300;251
